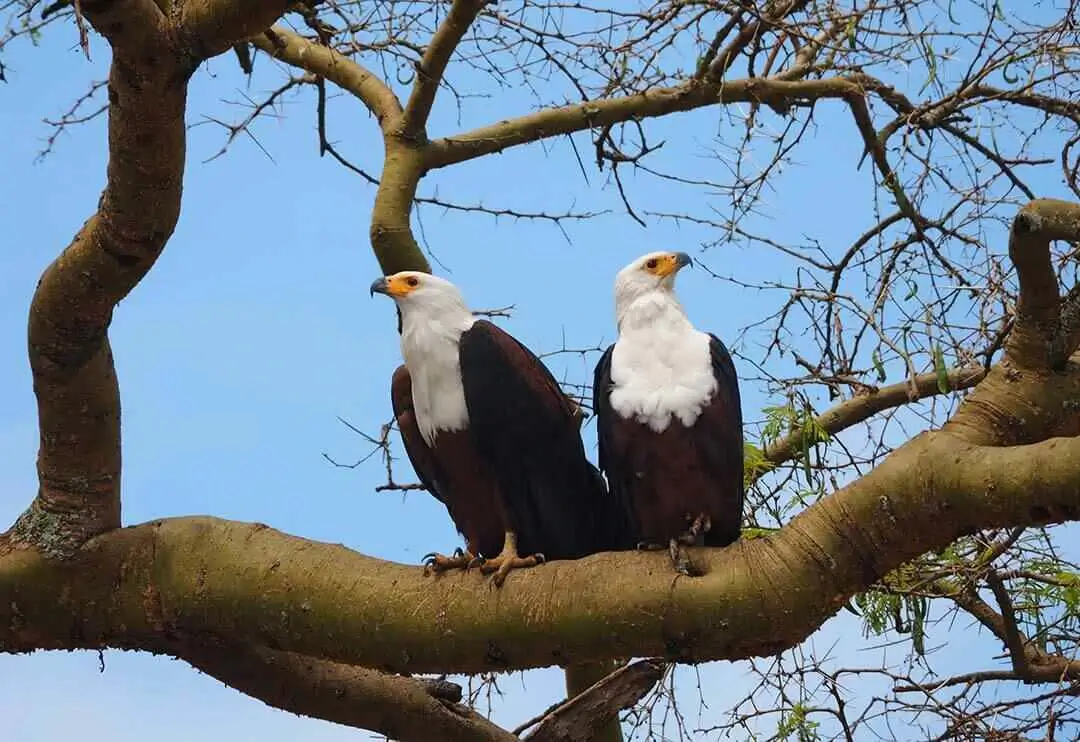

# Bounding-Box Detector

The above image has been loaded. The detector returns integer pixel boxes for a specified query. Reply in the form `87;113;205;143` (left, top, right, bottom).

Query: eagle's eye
406;276;420;287
645;258;659;271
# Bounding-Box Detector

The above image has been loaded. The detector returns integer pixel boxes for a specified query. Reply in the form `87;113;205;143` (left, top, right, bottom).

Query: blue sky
1;12;1076;741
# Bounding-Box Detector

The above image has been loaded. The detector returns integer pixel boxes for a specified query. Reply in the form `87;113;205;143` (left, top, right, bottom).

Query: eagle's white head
370;270;476;441
369;271;472;322
609;251;715;431
613;251;693;330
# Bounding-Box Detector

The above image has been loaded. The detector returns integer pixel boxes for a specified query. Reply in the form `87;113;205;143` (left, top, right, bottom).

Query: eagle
593;251;744;575
371;271;624;585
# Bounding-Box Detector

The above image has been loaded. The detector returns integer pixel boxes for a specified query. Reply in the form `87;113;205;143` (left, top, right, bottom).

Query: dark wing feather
390;365;447;506
697;334;745;545
593;345;641;543
459;321;625;558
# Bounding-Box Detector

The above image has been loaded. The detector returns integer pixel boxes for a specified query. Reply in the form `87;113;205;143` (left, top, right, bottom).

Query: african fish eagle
371;271;623;585
593;251;744;575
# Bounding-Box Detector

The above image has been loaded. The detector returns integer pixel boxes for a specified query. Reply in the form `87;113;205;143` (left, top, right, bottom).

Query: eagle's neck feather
399;306;476;445
609;290;717;433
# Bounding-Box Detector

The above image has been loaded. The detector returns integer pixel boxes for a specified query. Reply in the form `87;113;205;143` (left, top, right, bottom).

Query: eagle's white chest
609;300;717;433
400;318;475;445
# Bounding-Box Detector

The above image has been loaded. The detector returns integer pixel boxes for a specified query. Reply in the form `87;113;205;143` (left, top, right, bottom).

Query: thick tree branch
424;76;863;170
181;0;289;60
5;422;1080;673
184;643;516;742
762;366;987;467
524;660;665;742
251;27;402;128
80;0;166;53
401;0;487;138
11;10;191;555
1006;199;1080;368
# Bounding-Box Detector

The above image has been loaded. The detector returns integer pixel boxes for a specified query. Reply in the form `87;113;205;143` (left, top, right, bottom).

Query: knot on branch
1012;209;1041;236
420;677;464;703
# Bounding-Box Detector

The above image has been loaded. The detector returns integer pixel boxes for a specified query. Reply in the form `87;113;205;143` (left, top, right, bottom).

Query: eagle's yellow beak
649;252;693;278
370;274;418;298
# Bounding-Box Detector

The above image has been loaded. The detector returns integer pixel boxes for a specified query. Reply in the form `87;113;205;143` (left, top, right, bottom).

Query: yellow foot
479;551;545;587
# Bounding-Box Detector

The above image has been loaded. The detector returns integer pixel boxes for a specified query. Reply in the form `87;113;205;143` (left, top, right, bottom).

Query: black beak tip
675;252;693;269
369;277;388;297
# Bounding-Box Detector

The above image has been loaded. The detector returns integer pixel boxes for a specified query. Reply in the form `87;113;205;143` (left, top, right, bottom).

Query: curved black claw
421;549;476;575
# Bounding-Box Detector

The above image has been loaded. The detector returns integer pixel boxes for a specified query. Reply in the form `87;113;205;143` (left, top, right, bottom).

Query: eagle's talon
480;531;543;586
485;553;543;587
669;537;703;577
421;549;476;575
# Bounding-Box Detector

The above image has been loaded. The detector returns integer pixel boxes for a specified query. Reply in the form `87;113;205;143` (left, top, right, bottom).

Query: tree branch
183;642;516;742
894;670;1080;694
762;366;987;467
402;0;487;137
181;0;290;61
80;0;166;53
524;660;665;742
985;571;1032;676
251;27;402;128
6;423;1080;673
1006;199;1080;368
10;5;192;555
424;76;863;170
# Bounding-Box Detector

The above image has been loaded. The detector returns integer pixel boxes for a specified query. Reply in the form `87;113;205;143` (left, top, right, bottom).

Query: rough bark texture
4;415;1080;672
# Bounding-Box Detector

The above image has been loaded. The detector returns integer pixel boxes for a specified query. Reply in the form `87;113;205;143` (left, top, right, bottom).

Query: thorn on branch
232;44;254;76
473;305;515;319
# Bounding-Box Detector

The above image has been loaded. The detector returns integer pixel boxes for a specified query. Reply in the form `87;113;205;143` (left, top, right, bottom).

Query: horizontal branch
763;366;987;467
184;643;515;742
425;76;862;169
894;669;1080;694
5;422;1080;674
251;27;403;128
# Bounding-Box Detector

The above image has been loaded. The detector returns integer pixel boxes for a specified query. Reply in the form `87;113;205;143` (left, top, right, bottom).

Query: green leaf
919;40;938;95
904;278;918;301
872;349;887;383
934;345;949;393
1002;55;1020;85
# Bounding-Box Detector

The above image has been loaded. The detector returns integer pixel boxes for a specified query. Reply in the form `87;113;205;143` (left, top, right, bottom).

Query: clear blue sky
0;16;1074;741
